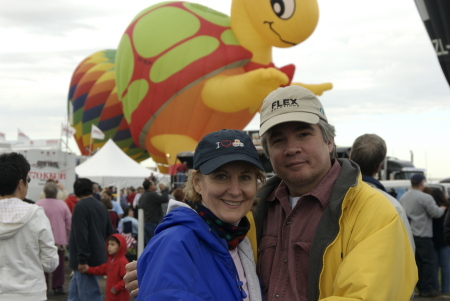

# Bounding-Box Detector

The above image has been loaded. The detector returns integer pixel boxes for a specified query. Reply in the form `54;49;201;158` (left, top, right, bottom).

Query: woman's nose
227;178;241;196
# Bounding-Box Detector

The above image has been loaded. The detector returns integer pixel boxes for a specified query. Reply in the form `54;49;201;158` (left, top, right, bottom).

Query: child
86;234;130;301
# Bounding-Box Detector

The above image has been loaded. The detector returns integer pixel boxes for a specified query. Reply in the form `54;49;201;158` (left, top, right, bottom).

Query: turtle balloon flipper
202;67;289;113
291;82;333;96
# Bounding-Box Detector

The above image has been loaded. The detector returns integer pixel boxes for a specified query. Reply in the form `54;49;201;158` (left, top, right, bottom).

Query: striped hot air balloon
68;50;149;161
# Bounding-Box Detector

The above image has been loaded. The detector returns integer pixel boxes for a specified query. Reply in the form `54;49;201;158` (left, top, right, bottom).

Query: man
139;179;169;245
68;177;114;301
349;133;415;251
0;153;58;300
253;85;417;300
92;182;102;201
39;178;69;201
123;86;418;300
37;181;72;295
102;188;124;218
400;173;446;297
127;187;137;207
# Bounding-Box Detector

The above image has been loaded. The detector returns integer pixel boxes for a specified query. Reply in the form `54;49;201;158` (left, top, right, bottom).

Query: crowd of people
1;85;450;300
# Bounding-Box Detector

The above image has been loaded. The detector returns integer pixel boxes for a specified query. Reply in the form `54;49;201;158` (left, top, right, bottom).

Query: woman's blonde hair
183;165;266;203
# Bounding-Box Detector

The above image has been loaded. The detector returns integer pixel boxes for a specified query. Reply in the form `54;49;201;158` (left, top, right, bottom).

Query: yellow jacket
254;159;418;301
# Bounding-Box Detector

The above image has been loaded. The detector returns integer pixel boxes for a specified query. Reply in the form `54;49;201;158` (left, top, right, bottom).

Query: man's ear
375;162;383;174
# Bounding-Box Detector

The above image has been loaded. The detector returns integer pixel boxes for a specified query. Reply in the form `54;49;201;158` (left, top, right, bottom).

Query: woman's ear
192;171;201;194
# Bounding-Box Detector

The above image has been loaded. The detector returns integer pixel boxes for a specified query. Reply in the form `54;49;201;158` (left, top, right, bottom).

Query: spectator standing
132;187;144;210
0;152;58;300
36;181;72;296
92;183;102;201
102;196;119;231
400;173;446;297
68;178;114;301
349;133;415;251
64;194;78;214
126;187;136;207
254;86;417;300
103;189;124;218
139;179;169;245
427;188;450;294
119;188;128;211
39;179;69;201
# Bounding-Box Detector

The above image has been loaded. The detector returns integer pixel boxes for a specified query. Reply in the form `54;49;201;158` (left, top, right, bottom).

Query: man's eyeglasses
26;177;31;183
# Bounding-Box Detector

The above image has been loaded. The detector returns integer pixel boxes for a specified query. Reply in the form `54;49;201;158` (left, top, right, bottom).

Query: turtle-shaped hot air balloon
116;0;332;173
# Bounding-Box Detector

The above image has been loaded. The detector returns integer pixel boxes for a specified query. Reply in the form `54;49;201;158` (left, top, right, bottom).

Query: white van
380;180;411;200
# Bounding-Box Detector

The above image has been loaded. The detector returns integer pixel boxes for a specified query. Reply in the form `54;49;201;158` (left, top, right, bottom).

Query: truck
0;144;77;202
336;146;426;181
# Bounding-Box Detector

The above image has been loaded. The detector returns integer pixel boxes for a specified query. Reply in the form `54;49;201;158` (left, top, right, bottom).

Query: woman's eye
215;174;228;180
271;0;296;20
240;175;252;181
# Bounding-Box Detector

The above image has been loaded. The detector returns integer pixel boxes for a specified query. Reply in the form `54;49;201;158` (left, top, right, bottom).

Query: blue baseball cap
193;129;264;175
410;173;425;186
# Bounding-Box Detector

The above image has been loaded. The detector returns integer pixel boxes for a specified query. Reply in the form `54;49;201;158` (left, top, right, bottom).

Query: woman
136;129;265;301
0;152;58;301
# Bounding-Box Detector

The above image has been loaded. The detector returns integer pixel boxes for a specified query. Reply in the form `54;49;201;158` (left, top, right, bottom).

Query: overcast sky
0;0;449;179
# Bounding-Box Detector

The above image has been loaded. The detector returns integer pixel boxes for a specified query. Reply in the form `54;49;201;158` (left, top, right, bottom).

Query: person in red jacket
64;194;78;214
85;234;130;301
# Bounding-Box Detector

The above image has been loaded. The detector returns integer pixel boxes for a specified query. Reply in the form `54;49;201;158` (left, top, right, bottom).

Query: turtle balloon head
241;0;319;48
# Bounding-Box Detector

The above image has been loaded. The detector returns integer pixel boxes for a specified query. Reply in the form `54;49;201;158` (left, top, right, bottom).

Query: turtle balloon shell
116;1;252;150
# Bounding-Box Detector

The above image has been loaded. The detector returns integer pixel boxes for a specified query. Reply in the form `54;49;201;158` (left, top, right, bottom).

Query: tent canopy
75;139;167;188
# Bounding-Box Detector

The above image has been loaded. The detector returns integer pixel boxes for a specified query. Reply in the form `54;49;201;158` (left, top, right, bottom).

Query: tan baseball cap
259;85;328;136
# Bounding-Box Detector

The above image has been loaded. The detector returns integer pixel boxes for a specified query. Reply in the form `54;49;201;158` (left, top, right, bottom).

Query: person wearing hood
0;152;59;301
136;129;265;301
85;234;130;301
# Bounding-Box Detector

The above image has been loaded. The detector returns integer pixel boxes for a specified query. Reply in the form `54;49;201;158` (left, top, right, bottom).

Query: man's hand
78;264;88;273
124;261;139;297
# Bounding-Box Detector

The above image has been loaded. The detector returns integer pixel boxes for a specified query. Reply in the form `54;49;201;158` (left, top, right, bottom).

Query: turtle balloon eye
271;0;296;20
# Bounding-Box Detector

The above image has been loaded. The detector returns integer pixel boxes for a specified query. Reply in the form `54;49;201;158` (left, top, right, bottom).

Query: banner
91;124;105;140
17;129;30;142
415;0;450;86
61;123;76;137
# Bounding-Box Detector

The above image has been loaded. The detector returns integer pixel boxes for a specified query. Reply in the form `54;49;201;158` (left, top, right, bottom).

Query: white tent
75;139;168;188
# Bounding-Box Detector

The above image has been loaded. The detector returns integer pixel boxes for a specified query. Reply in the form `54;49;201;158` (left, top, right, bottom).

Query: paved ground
45;259;449;301
46;259;136;301
415;295;450;300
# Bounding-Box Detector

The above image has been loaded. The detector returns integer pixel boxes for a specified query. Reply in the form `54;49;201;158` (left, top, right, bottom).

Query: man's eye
271;138;283;145
299;132;310;138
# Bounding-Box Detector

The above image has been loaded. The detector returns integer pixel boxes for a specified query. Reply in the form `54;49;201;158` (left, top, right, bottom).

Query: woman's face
194;161;258;224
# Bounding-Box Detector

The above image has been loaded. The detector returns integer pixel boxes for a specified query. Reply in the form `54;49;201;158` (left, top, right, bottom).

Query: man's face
266;122;333;196
149;181;157;191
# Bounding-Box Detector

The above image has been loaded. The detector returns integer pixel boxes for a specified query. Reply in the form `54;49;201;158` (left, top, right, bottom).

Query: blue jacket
137;205;248;301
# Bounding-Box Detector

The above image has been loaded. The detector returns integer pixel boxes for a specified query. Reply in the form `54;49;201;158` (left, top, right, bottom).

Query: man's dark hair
350;134;387;177
0;152;30;196
143;179;151;190
73;178;94;198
